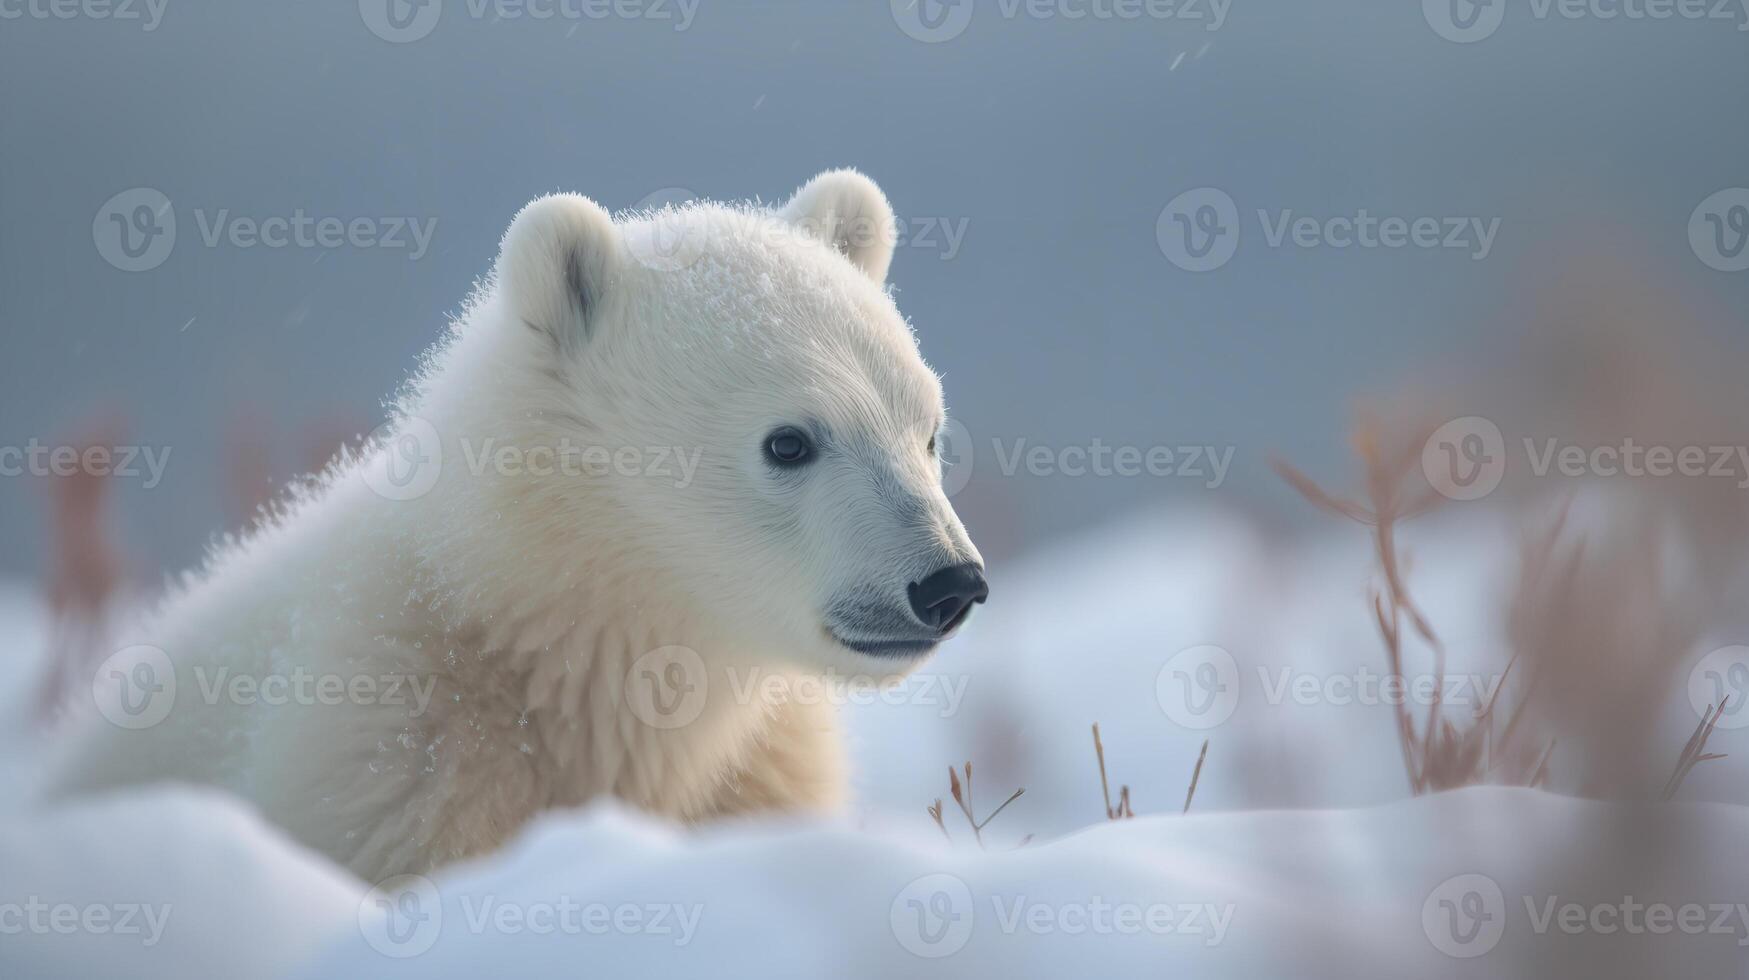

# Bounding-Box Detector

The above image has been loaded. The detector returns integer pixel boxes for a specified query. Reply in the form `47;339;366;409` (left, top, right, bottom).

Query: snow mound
0;788;364;980
6;504;1748;977
6;785;1748;978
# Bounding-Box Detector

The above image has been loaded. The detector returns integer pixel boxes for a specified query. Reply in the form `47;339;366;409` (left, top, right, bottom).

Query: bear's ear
496;193;625;351
780;169;898;283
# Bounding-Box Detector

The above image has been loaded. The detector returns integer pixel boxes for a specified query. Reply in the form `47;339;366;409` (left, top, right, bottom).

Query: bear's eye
764;427;813;467
928;434;937;456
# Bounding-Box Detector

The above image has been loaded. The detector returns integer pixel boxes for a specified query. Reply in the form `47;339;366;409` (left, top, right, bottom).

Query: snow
284;788;1749;978
0;789;362;980
842;503;1748;833
8;786;1749;978
4;504;1747;977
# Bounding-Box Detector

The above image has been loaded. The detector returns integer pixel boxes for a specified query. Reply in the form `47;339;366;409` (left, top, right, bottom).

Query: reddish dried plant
1091;723;1133;819
1276;396;1741;800
36;420;128;722
1274;413;1552;794
1662;698;1729;802
1089;723;1208;819
928;761;1029;849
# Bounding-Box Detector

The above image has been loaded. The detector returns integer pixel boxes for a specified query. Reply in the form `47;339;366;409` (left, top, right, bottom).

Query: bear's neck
457;580;778;821
353;320;784;819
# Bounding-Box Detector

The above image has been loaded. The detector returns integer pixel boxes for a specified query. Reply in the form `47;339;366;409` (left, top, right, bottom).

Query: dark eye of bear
765;427;812;466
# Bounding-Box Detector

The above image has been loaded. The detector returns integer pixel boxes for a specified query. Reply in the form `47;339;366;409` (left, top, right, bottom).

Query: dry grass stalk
1182;739;1208;814
1274;414;1553;794
1660;698;1730;802
1088;724;1209;818
35;421;127;723
1091;723;1133;819
929;762;1027;848
1277;398;1737;800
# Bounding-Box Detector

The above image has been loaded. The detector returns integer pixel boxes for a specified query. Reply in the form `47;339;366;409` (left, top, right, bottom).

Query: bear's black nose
907;563;989;634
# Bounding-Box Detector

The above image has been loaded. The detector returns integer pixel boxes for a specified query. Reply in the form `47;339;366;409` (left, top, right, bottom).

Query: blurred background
4;1;1747;577
7;0;1749;821
7;8;1749;976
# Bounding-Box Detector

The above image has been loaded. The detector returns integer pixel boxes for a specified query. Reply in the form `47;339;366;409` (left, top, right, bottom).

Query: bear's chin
825;632;941;661
794;629;941;682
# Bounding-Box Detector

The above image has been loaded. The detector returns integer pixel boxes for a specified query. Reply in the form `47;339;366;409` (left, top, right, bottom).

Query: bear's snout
906;562;989;635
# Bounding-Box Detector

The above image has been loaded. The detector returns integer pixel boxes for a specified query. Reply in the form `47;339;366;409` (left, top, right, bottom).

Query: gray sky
3;0;1746;575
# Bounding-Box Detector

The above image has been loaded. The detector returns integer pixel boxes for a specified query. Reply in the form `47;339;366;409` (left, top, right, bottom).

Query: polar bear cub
50;170;988;881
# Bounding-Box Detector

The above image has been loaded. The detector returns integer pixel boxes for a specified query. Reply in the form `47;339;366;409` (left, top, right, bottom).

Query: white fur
46;171;982;881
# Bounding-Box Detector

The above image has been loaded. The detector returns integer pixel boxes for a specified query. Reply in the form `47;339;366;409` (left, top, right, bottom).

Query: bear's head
468;170;985;676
